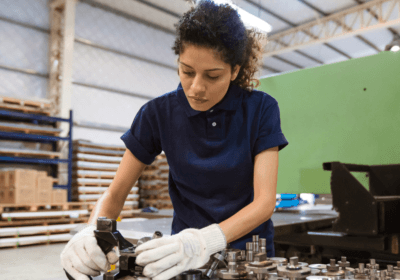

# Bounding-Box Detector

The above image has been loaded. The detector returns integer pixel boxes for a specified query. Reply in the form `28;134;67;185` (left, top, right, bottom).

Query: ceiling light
193;0;272;33
385;37;400;52
391;45;400;52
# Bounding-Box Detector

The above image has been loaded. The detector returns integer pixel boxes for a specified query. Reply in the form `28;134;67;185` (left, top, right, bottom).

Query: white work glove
60;224;119;280
135;224;227;280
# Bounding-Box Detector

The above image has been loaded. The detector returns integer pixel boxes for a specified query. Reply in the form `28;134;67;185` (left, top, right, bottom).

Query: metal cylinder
253;241;259;254
152;231;163;239
260;238;267;254
358;263;365;274
176;269;202;280
253;235;259;242
246;242;254;251
246;250;254;262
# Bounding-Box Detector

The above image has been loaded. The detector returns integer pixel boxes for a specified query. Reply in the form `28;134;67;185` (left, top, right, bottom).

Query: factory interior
1;0;400;279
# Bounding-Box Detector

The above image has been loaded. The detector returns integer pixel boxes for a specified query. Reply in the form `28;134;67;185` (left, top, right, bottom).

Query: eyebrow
179;62;224;71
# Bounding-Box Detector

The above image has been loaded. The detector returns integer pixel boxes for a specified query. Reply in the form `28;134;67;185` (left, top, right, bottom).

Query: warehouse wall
71;1;181;145
0;0;49;99
258;51;400;194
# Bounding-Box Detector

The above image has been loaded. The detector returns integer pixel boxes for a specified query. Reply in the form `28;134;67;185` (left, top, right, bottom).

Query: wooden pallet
74;140;125;151
1;209;90;221
73;153;122;164
0;148;61;159
0;223;83;238
73;162;119;171
0;96;51;109
0;122;61;136
73;146;125;157
0;96;52;116
0;217;88;228
0;202;94;213
73;187;138;195
73;170;116;179
0;233;72;248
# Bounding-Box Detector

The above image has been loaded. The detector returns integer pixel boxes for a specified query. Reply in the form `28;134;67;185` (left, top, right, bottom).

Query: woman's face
178;44;240;112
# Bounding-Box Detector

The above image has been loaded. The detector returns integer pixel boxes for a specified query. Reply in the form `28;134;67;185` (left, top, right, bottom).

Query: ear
231;65;241;81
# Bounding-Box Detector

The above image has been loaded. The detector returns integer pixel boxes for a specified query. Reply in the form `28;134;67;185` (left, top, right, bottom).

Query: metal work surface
116;207;338;242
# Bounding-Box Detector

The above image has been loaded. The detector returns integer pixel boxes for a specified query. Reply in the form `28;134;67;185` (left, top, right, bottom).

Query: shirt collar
176;82;243;118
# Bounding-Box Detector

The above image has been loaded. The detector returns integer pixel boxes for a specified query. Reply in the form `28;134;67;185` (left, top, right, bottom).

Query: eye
183;71;194;76
208;76;219;80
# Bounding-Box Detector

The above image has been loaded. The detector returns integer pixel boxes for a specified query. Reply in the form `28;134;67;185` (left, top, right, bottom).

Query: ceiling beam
272;55;303;69
353;0;400;38
264;0;400;57
244;0;352;59
298;0;381;52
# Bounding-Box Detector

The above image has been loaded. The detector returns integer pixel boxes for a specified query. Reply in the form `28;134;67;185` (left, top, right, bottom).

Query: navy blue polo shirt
121;82;288;257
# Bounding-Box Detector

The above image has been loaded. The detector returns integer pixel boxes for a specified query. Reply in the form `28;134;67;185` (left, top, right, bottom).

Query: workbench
114;205;337;244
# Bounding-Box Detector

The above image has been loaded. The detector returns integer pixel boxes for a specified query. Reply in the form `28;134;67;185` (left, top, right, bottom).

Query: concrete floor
0;243;69;280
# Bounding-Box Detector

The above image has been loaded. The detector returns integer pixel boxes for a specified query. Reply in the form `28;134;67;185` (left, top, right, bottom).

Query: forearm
218;199;275;244
87;190;124;225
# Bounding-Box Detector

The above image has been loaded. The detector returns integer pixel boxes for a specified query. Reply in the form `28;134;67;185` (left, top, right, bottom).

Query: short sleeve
253;100;289;156
121;102;162;165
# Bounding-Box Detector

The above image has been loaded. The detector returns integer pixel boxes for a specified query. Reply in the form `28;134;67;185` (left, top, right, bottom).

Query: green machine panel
258;51;400;194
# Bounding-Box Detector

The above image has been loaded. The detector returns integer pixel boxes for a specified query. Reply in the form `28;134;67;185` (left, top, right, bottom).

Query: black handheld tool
64;217;135;280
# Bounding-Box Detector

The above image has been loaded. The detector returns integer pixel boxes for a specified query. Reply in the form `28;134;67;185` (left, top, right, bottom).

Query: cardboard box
52;189;67;204
6;187;35;204
37;171;48;178
0;171;9;188
9;169;37;190
0;187;7;203
36;189;52;204
35;176;53;204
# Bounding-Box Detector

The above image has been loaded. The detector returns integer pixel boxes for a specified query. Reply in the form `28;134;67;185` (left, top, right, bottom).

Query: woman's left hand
135;224;227;280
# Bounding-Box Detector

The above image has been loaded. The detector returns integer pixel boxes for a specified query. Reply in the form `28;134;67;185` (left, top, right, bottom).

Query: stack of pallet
72;140;140;216
0;96;52;116
139;153;172;209
0;202;91;248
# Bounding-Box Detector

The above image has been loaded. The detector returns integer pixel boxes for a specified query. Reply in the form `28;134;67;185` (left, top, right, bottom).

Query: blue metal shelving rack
0;109;73;201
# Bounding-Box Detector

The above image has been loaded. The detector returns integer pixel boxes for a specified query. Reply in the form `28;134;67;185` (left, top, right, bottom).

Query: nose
190;74;206;97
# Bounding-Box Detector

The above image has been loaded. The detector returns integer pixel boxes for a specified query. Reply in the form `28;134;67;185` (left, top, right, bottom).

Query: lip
190;98;208;103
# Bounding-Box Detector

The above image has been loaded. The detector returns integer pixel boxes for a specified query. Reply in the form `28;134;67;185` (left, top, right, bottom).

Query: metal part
277;257;312;279
253;235;260;254
309;265;327;270
306;277;333;280
247;242;254;262
320;260;345;280
354;263;369;279
338;257;350;270
269;258;288;266
175;269;202;280
205;250;226;279
260;238;267;254
217;250;248;279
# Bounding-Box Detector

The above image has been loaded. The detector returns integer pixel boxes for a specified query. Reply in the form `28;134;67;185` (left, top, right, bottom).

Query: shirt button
210;110;213;112
212;122;217;127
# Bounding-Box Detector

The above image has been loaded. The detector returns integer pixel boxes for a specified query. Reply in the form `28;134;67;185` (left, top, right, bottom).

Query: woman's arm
219;146;279;243
87;149;147;225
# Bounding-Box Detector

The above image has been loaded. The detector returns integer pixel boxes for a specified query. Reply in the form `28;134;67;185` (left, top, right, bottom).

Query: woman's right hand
60;224;119;280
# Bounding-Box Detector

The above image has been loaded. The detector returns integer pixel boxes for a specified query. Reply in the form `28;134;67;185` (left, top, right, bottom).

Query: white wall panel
72;43;180;99
0;21;49;73
0;69;47;99
0;0;49;29
71;84;149;128
75;2;177;68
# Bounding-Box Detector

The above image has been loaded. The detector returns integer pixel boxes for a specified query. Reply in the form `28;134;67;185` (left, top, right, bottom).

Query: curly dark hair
172;0;267;92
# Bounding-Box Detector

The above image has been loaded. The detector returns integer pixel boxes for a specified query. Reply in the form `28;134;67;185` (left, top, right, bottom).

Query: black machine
274;161;400;264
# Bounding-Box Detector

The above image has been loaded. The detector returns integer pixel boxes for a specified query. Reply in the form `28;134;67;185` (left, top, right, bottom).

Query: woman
61;1;289;279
